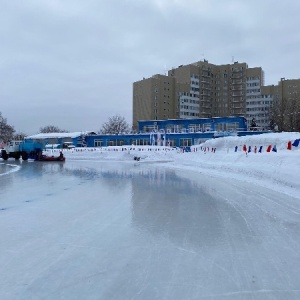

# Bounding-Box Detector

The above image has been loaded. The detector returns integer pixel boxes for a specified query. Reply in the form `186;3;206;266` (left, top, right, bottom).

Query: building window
94;140;103;147
180;138;192;147
106;140;126;146
130;139;150;146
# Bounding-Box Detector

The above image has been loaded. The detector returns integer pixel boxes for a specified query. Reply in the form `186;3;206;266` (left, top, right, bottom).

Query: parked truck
1;140;43;160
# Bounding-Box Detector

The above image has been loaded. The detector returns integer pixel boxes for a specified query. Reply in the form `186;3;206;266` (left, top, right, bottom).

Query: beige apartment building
133;59;300;130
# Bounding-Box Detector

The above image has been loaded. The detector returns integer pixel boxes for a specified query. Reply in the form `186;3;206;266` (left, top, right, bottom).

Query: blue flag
292;139;300;147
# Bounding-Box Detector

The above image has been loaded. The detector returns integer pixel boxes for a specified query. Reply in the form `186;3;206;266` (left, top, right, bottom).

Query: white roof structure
26;131;96;139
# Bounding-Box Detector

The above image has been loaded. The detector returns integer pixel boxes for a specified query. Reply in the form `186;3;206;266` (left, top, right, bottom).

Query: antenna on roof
232;56;234;63
164;64;167;75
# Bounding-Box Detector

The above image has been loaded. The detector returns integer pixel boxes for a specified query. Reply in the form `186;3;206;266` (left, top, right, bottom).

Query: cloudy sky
1;0;300;134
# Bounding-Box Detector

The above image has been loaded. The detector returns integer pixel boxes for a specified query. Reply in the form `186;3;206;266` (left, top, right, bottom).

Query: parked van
62;142;75;149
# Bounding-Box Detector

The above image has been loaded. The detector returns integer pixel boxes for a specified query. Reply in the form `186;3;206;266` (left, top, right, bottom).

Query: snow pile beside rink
177;132;300;199
44;145;180;161
194;132;300;151
43;132;300;198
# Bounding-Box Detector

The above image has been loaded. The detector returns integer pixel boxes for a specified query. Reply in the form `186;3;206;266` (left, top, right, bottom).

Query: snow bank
42;132;300;199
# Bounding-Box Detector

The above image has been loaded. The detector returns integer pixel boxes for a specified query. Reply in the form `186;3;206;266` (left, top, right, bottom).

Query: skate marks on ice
0;162;21;176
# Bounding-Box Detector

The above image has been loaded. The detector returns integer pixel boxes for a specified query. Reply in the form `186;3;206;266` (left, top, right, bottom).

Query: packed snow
43;132;300;199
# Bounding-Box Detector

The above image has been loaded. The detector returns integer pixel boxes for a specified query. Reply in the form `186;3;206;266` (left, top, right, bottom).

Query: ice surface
1;157;300;299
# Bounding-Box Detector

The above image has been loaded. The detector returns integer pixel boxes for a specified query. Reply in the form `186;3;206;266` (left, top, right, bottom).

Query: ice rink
1;159;300;299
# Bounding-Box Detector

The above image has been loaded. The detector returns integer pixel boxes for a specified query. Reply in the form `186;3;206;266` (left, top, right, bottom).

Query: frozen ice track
0;160;300;300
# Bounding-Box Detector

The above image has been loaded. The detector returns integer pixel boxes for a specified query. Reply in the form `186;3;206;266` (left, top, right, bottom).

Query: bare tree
269;97;287;131
270;93;300;132
99;115;130;135
39;125;68;133
0;112;15;143
13;132;27;141
287;93;300;131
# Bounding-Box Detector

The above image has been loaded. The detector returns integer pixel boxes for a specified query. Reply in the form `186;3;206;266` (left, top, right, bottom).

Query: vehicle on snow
1;140;43;160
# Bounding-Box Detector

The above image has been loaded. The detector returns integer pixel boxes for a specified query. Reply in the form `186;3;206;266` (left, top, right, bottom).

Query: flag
292;139;300;147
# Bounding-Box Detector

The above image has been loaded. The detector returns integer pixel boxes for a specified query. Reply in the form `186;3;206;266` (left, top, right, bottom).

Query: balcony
200;78;211;83
201;91;211;96
231;86;243;91
231;80;243;85
232;99;244;103
232;92;243;96
231;73;243;79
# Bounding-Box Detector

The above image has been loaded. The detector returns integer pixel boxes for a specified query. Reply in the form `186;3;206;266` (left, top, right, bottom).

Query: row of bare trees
269;95;300;132
0;113;131;143
0;114;70;143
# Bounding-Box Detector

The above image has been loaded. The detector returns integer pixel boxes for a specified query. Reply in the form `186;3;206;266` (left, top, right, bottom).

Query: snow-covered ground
45;132;300;200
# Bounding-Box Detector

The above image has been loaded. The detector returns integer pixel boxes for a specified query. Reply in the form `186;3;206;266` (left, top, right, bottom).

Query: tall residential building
133;60;266;129
133;74;176;128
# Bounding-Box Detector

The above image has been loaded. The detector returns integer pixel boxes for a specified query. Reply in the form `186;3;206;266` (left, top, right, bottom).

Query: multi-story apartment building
133;59;299;130
245;68;272;130
133;74;176;128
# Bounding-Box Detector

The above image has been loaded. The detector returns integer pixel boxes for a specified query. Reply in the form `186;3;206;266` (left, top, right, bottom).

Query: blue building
137;116;246;133
25;117;266;149
85;117;249;148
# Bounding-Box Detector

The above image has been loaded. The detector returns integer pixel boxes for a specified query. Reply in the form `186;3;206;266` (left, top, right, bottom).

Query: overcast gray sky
1;0;300;134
